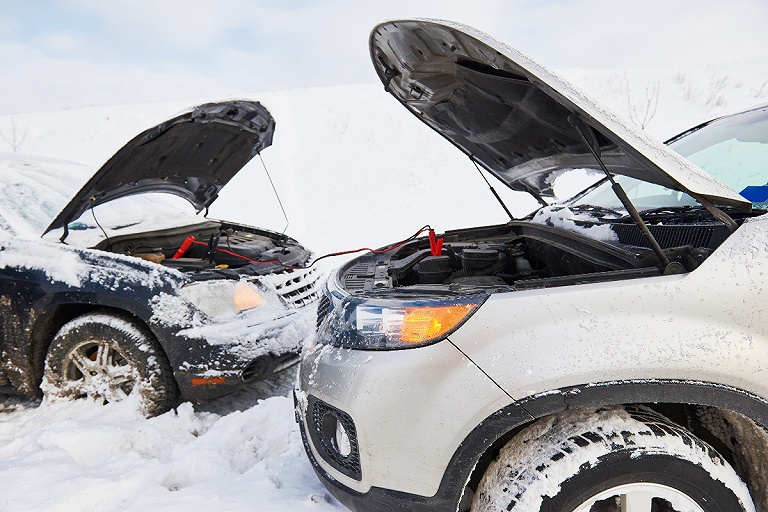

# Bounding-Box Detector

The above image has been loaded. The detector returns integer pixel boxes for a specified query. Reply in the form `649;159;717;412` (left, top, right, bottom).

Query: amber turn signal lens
400;304;476;343
191;376;227;386
233;283;265;311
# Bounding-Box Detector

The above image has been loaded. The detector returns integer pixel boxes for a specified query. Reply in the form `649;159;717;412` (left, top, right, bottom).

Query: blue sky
0;0;766;114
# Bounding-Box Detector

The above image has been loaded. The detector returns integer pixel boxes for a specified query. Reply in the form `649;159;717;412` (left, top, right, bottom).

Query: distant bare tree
0;116;28;152
705;75;728;109
626;81;660;129
754;80;768;99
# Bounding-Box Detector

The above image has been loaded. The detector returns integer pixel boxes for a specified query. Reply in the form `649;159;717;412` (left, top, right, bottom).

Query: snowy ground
0;373;344;511
0;63;766;511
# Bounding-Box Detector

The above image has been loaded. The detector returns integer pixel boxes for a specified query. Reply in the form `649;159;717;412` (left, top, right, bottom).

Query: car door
0;228;54;395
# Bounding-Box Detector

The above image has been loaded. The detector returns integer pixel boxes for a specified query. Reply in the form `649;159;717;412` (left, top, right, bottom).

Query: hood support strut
568;115;674;270
472;160;516;220
695;196;739;233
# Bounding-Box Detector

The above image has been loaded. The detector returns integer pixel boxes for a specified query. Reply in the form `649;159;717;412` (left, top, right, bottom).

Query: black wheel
43;311;178;416
472;406;755;512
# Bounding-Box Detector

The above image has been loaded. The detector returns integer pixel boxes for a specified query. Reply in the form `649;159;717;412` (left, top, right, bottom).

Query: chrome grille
260;266;322;308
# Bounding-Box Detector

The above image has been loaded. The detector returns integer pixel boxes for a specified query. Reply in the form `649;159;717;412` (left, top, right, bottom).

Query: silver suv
297;19;768;512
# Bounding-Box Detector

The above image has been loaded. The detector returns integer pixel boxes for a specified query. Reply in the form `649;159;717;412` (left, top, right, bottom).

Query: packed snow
531;205;620;242
0;61;766;511
0;391;342;512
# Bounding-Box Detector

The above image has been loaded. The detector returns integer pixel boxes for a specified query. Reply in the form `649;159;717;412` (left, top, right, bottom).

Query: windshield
45;193;201;248
1;154;207;244
0;155;90;238
572;106;768;211
571;175;698;211
669;107;768;201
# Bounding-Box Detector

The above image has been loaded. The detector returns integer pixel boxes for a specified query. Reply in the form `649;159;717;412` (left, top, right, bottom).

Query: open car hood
369;19;749;211
44;100;275;235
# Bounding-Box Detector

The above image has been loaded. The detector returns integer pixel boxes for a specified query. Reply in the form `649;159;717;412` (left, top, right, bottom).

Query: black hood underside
45;100;275;235
369;19;749;210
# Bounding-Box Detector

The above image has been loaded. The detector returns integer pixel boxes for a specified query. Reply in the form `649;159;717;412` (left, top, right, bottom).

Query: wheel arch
304;380;768;512
451;380;768;511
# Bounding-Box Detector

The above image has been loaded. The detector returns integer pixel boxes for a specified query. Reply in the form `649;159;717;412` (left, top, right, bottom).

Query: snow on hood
0;236;183;289
369;19;750;210
44;100;275;235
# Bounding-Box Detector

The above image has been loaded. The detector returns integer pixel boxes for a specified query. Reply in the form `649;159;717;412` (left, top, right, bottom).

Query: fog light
334;420;352;457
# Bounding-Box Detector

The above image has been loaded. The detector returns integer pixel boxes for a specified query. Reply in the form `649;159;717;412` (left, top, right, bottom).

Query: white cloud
34;30;91;55
0;0;765;114
0;40;232;114
60;0;246;48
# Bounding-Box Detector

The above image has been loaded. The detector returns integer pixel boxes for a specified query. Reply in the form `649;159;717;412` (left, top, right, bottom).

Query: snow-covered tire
43;311;178;417
471;405;755;512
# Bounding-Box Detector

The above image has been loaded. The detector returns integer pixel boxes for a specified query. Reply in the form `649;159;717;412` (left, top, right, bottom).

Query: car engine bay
338;213;759;295
94;220;311;275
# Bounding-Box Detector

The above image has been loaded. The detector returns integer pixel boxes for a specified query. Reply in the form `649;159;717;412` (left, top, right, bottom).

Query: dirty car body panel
0;101;320;409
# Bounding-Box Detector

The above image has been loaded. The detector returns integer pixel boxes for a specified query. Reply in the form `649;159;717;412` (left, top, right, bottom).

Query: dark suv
0;100;320;416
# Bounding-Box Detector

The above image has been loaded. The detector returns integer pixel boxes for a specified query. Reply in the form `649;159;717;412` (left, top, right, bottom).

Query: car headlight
181;279;267;320
320;294;487;350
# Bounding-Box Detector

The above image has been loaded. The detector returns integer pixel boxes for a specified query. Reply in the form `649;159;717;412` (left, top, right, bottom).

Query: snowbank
0;387;343;511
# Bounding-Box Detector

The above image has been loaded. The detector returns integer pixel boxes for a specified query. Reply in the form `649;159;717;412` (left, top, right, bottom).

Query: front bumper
295;389;475;512
296;338;513;510
175;352;300;401
161;303;315;401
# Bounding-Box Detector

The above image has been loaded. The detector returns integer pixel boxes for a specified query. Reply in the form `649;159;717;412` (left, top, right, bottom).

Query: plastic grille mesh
310;397;361;480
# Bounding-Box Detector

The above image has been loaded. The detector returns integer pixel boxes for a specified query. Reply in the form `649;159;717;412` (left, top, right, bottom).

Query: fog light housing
308;395;361;480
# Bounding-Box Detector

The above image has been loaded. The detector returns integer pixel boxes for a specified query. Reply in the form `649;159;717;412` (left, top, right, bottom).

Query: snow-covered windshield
571;106;768;211
60;193;203;248
0;153;90;238
0;153;203;244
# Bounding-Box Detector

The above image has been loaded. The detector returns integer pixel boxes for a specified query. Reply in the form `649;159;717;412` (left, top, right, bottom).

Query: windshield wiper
569;204;624;218
638;205;697;213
